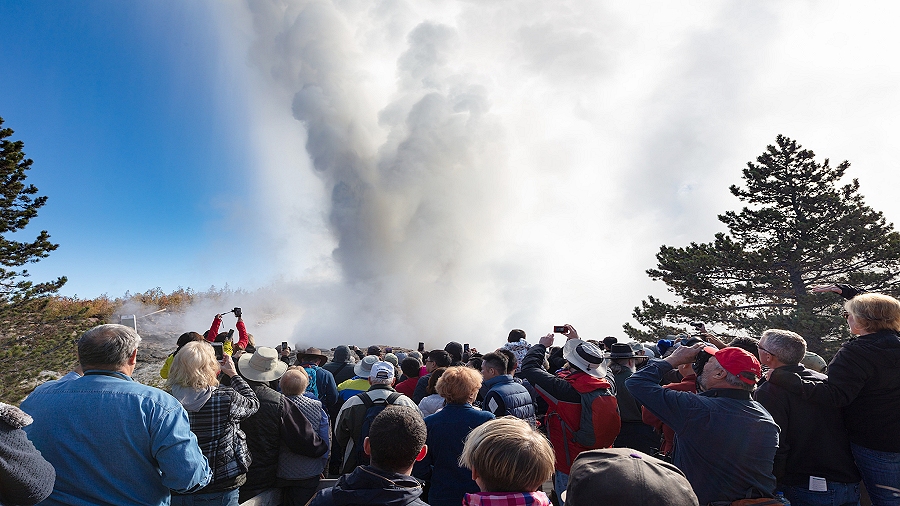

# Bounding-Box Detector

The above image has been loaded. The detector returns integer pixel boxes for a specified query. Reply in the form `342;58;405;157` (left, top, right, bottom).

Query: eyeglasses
757;344;774;356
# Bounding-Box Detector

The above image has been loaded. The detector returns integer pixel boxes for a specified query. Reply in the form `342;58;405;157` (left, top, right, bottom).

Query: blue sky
1;1;256;298
3;1;900;346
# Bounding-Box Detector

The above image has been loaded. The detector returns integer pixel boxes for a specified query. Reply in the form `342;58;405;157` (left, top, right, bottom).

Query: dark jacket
412;374;430;404
310;465;428;506
413;404;494;506
627;359;778;505
241;382;328;493
298;363;340;410
324;347;358;386
754;366;860;486
0;402;55;506
768;328;900;452
481;374;536;425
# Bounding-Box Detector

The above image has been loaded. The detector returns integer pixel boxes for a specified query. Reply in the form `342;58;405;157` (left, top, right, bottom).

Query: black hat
606;343;638;359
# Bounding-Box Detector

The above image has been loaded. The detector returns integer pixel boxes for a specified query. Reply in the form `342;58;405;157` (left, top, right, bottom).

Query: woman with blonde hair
168;341;260;506
459;417;554;506
769;289;900;505
413;366;494;506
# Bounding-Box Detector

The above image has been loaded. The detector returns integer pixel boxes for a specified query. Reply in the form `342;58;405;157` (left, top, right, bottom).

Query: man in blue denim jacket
22;324;211;506
627;344;778;506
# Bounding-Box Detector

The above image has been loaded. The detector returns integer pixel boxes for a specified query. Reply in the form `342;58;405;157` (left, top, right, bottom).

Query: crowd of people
3;285;900;506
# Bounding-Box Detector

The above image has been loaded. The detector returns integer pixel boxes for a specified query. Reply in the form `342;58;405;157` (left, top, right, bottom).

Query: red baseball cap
702;346;761;385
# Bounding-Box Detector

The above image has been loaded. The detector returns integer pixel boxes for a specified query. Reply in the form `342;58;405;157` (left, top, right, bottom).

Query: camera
211;342;224;361
692;347;713;379
231;307;241;318
553;325;567;334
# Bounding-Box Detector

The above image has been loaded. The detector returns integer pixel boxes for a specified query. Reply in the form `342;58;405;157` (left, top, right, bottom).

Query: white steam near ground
152;1;900;352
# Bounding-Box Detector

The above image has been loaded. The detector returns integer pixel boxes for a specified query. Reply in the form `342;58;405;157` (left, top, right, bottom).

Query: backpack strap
386;392;402;404
359;391;374;408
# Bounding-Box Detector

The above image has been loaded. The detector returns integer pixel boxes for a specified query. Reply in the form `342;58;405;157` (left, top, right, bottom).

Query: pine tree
625;135;900;353
0;117;66;303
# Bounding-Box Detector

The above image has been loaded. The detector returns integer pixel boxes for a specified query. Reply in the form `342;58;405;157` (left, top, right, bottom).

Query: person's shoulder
393;393;417;407
308;486;334;506
474;407;496;421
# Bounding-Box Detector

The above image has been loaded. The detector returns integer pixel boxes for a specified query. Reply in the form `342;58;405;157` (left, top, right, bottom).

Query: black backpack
355;391;403;466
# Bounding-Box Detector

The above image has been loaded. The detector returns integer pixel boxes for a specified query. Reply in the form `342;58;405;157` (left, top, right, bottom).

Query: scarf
463;491;550;506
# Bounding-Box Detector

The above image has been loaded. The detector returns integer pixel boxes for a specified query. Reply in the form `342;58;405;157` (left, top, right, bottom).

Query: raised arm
205;314;222;342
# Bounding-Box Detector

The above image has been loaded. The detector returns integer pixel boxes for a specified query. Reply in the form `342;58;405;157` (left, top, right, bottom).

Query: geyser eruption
217;1;783;349
236;1;517;347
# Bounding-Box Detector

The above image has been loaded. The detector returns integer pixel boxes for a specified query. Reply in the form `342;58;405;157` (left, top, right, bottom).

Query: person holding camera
205;308;249;356
167;341;260;506
627;344;777;505
519;324;620;505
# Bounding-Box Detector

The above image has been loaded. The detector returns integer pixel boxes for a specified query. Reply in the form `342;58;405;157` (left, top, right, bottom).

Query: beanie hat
444;341;464;360
657;339;674;356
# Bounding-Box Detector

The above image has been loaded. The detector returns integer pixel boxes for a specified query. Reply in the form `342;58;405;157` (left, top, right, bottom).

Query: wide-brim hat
354;355;380;378
238;346;288;382
606;343;638;359
563;339;607;378
298;347;328;366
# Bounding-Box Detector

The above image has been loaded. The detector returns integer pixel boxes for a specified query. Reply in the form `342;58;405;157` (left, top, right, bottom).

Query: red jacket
206;316;249;351
394;376;420;398
530;369;620;474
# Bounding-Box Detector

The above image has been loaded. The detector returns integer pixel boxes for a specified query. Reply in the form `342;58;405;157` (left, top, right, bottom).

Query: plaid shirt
463;492;550;506
186;375;260;485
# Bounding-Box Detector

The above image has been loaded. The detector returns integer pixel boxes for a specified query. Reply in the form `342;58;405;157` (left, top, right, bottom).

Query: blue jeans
780;482;859;506
170;488;239;506
554;471;569;506
851;443;900;506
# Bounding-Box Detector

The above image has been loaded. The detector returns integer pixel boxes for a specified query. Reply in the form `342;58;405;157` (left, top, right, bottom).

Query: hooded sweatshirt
309;465;427;506
324;346;357;385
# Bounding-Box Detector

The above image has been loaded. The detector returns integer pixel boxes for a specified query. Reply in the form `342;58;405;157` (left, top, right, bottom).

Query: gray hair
78;324;142;368
760;329;806;366
370;376;394;386
707;359;756;392
608;360;636;375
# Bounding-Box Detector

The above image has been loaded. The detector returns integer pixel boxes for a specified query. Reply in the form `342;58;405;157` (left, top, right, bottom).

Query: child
459;417;554;506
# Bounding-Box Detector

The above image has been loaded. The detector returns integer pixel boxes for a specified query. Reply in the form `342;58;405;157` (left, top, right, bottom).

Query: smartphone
418;342;425;352
282;341;288;351
211;342;224;361
553;326;567;333
464;343;470;353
